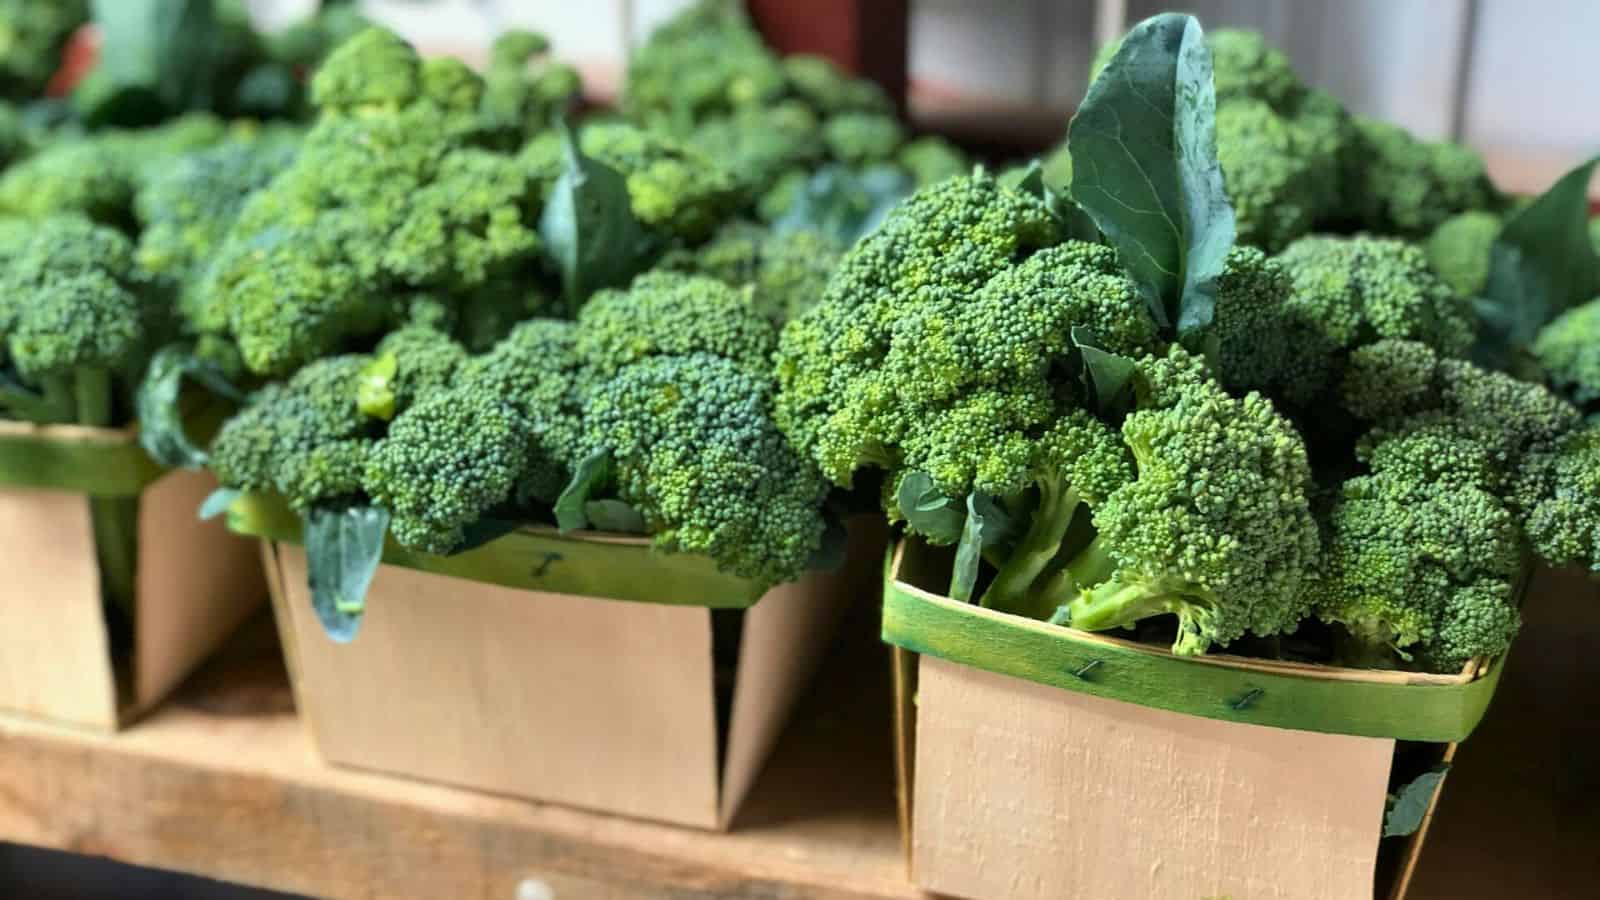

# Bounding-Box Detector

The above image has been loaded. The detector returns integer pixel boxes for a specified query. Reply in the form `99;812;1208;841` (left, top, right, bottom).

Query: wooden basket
0;421;265;730
884;535;1513;900
241;493;886;830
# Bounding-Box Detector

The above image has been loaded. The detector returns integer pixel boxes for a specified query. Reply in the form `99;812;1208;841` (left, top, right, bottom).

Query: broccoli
662;220;842;325
1211;235;1475;408
621;0;785;130
356;325;468;421
0;114;227;229
821;112;905;166
1343;117;1500;236
203;27;554;376
1532;298;1600;412
478;29;580;147
576;271;775;375
782;55;891;115
0;0;87;100
1215;96;1346;251
897;136;969;187
209;355;375;511
134;125;302;331
565;122;746;243
1423;210;1502;297
1516;423;1600;572
579;351;830;586
684;101;824;198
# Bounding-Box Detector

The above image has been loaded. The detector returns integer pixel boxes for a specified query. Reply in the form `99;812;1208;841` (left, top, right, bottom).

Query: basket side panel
277;546;723;828
913;656;1394;900
131;470;267;715
0;487;117;728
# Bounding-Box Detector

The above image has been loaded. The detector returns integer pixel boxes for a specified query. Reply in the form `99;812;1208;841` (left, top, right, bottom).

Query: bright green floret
575;271;776;376
1532;298;1600;412
1515;423;1600;572
1423;210;1502;297
579;352;829;587
621;0;785;130
897;136;969;187
663;220;842;325
1344;117;1500;236
821;112;905;166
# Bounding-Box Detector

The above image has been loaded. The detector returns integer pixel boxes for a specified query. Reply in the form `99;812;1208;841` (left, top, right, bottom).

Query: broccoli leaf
78;0;220;127
136;345;244;469
1070;327;1139;418
197;486;241;521
1474;156;1600;368
1383;765;1450;838
540;122;653;307
895;471;965;544
950;492;1016;603
584;498;647;534
1068;12;1235;337
774;163;913;245
554;447;611;533
304;504;389;643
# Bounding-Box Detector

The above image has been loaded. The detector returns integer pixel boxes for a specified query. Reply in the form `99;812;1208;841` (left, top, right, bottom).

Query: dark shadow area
0;843;307;900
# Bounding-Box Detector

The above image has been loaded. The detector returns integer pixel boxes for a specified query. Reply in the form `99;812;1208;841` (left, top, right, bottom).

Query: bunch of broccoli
211;271;830;591
622;0;969;224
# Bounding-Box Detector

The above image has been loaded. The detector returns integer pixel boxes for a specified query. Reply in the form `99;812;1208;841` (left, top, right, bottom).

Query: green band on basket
225;491;767;609
0;425;165;497
880;544;1505;743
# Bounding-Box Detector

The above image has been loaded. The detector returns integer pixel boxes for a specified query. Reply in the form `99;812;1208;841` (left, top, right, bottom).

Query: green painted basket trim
881;547;1504;743
226;491;766;609
0;424;164;497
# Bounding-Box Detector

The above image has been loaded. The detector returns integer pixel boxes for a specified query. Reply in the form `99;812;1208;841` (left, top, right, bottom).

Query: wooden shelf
0;607;915;900
0;571;1595;900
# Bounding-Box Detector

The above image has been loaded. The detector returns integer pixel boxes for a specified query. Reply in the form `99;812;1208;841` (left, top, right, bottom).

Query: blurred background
236;0;1600;195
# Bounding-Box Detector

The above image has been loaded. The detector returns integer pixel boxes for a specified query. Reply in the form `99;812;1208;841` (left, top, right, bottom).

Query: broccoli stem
36;374;77;424
980;480;1081;618
75;367;140;619
1058;575;1188;634
1034;533;1117;606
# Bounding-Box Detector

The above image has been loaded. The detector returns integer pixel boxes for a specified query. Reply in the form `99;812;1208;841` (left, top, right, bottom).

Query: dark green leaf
304;505;389;643
197;487;241;521
1070;327;1140;417
1011;160;1100;242
1383;765;1450;838
1068;13;1235;336
0;371;67;423
950;493;1017;603
136;344;244;469
79;0;221;126
447;516;522;555
539;121;654;307
584;499;648;534
774;163;914;245
1474;156;1600;367
896;471;964;544
554;448;610;533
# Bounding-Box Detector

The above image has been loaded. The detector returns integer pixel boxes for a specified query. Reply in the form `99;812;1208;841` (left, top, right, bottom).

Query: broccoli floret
1516;423;1600;572
821;112;905;166
782;54;891;115
0;0;88;100
1532;298;1600;411
478;29;580;146
205;27;549;375
457;318;585;506
209;355;375;510
0;114;227;228
1204;28;1303;111
897;136;969;187
357;325;468;421
0;216;160;427
1216;98;1346;251
573;122;746;242
621;0;786;129
663;220;841;325
575;271;776;377
1423;210;1501;297
265;0;369;70
134;126;302;330
363;390;531;555
579;351;829;588
1344;117;1499;236
1315;432;1523;671
684;101;824;197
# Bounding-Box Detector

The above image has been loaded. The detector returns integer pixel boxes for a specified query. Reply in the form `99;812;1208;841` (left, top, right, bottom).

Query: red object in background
745;0;909;113
45;25;99;97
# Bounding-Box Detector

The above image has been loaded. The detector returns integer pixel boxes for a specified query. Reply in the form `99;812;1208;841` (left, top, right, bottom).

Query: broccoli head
782;54;891;115
209;355;376;510
684;101;824;197
357;325;468;421
897;136;969;187
478;29;581;146
621;0;785;129
821;112;905;166
579;351;829;588
1423;210;1502;297
1216;97;1347;251
1532;297;1600;412
571;122;747;243
1515;423;1600;572
575;271;776;376
662;220;841;325
1344;117;1500;236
